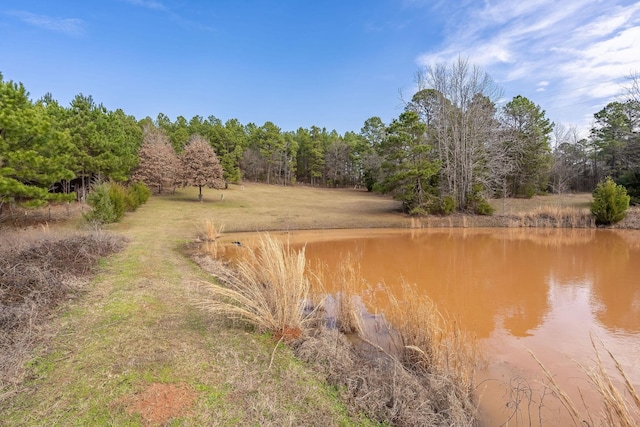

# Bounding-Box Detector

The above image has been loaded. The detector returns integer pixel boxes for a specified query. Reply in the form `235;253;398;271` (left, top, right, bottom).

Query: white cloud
7;10;83;35
416;0;640;137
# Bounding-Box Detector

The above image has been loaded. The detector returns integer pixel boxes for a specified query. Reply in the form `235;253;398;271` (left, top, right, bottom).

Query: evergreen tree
379;111;440;214
501;95;554;197
0;75;75;209
359;117;386;191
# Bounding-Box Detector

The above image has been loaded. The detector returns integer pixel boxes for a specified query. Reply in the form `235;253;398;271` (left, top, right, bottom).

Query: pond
223;228;640;425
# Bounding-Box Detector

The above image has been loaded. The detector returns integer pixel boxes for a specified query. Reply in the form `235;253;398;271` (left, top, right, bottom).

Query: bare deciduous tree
415;57;502;209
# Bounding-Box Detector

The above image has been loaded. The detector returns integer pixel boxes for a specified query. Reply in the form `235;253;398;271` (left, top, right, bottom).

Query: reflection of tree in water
589;231;640;333
303;229;640;339
305;230;551;339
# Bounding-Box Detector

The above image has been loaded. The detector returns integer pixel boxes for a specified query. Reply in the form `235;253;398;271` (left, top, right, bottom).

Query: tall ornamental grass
196;234;316;340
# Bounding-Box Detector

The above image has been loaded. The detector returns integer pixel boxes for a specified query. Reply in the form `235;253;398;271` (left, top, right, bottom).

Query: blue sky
1;0;639;137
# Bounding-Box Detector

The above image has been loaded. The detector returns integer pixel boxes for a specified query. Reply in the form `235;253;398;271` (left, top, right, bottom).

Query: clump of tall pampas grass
195;235;481;425
202;218;224;242
532;336;640;427
195;234;317;341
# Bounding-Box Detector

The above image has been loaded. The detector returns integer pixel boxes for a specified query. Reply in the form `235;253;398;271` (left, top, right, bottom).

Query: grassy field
1;183;636;426
2;184;397;426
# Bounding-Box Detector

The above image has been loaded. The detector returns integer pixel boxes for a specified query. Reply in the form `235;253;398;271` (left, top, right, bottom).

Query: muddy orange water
221;228;640;425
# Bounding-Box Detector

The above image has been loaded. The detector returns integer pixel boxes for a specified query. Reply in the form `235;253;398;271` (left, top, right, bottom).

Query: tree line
2;60;639;215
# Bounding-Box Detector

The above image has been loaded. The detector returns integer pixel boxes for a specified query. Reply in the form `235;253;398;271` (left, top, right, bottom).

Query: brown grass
0;228;125;388
378;283;478;420
197;232;481;425
313;255;366;335
532;336;640;427
510;205;594;228
195;234;317;340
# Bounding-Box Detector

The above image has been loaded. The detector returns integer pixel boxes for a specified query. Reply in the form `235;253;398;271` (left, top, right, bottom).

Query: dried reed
312;255;365;334
376;282;478;419
195;234;317;340
203;218;224;241
514;206;594;228
202;219;225;258
532;336;640;427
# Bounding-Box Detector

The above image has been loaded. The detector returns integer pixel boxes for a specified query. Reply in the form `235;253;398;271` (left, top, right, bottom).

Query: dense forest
1;59;639;215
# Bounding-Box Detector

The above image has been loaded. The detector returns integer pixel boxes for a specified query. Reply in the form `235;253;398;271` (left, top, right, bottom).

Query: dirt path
3;185;373;426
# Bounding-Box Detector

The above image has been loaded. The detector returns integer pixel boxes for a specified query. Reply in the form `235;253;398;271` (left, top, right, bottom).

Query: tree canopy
132;126;180;193
0;75;75;208
180;135;225;201
3;62;638;215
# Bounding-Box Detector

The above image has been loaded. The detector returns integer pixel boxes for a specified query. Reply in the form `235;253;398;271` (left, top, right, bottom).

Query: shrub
591;176;630;225
467;184;495;216
126;182;151;211
84;183;118;224
473;198;495;216
427;195;456;215
523;184;537;199
108;183;127;219
85;182;153;224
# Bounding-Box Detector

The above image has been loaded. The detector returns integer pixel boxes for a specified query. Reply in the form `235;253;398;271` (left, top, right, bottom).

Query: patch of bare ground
119;382;196;426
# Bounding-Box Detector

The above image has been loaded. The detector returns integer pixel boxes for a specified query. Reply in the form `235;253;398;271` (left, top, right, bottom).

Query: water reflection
267;227;640;425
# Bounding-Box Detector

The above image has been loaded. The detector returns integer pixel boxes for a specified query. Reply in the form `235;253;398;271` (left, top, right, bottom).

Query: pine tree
0;75;75;209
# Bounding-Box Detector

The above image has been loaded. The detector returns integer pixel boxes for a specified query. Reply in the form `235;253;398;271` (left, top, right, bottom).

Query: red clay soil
121;382;196;426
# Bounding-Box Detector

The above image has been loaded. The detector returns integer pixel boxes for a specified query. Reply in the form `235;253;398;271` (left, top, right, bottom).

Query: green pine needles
591;176;630;225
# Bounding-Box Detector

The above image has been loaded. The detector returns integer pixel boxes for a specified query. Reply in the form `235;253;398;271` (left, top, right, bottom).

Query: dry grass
378;283;478;422
313;256;366;335
0;228;125;389
195;234;317;340
201;219;225;258
510;205;594;228
490;193;593;216
197;233;481;425
203;218;225;241
532;337;640;427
